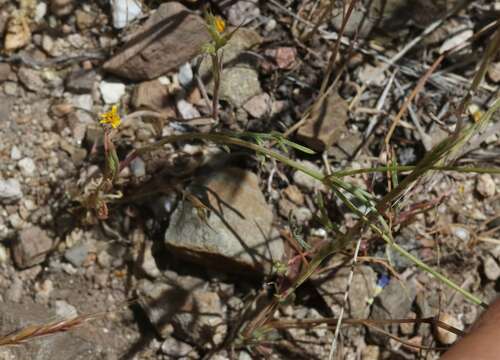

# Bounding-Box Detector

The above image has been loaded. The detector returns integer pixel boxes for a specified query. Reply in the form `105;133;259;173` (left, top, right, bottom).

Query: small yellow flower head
99;105;121;128
214;16;225;34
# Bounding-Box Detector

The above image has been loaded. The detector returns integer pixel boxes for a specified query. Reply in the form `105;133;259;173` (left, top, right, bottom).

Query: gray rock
6;277;23;302
373;278;416;319
12;226;53;269
50;0;74;17
165;167;283;274
131;79;172;112
10;146;21;160
488;61;500;83
130;157;146;178
0;96;13;121
18;67;45;92
329;131;363;160
54;300;78;319
3;82;17;96
112;0;143;29
71;94;93;112
397;147;417;165
484;255;500;281
435;312;462;345
0;63;12;82
177;99;200;119
104;3;210;81
65;69;96;94
140;241;160;278
452;226;470;242
200;28;263;107
64;243;89;267
160;337;195;358
217;66;262;108
415;291;441;318
75;9;96;30
0;244;8;264
99;80;126;104
361;345;380;360
358;64;386;86
138;276;226;348
0;179;23;203
278;199;312;224
225;0;260;26
34;3;47;22
400;311;416;335
35;279;54;304
476;174;496;198
296;93;349;152
293;161;324;192
243;93;271;119
18;157;36;177
97;250;112;268
313;266;377;319
0;302;109;359
370;278;416;344
178;62;193;87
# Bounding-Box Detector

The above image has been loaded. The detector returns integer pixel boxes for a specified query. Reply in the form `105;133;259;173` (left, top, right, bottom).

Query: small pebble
435;313;462;344
161;337;194;357
6;278;23;302
112;0;143;29
177;99;200;119
243;93;271;118
35;2;48;21
99;80;126;104
72;94;93;111
488;62;500;83
50;0;74;17
97;250;112;268
238;351;253;360
130;157;146;178
0;179;23;204
452;226;470;242
35;279;54;303
484;255;500;281
178;62;193;87
0;244;8;264
64;243;90;267
358;63;386;86
265;18;277;32
18;158;36;177
476;174;496;198
54;300;78;319
293;161;323;192
141;241;160;278
10;146;21;160
12;226;53;269
361;345;380;360
3;82;18;96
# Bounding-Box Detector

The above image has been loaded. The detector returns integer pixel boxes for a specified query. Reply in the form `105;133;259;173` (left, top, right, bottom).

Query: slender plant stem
332;165;500;177
129;131;489;307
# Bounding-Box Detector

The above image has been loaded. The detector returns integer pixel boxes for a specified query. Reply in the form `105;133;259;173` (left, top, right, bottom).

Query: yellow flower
99;105;121;128
214;16;225;34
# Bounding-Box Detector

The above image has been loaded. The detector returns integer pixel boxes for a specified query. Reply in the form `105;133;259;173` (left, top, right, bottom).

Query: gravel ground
0;0;499;359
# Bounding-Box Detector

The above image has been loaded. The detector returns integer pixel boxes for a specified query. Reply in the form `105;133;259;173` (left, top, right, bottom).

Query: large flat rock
103;2;210;81
164;167;283;275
